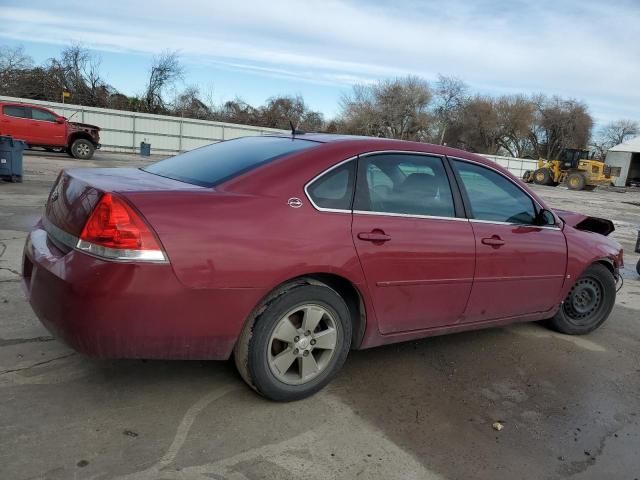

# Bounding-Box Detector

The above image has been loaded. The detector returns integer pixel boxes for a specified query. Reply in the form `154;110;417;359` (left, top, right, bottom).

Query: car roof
266;133;492;166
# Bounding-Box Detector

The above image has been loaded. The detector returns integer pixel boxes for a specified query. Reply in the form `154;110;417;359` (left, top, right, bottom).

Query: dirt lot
1;151;639;480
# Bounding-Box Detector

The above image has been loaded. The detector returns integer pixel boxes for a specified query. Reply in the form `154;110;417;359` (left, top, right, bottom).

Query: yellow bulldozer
522;148;621;191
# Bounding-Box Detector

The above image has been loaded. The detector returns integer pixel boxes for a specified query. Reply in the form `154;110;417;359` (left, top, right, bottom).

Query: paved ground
1;151;639;480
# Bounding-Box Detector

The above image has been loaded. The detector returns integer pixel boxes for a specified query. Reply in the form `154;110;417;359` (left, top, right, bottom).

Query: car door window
453;160;537;224
354;153;455;218
3;106;28;118
307;161;355;210
31;108;58;122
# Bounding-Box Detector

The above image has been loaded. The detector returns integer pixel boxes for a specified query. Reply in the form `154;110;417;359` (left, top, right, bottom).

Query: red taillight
78;193;166;261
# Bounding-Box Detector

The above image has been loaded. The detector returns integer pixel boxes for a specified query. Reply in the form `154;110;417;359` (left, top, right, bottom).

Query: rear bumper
22;222;262;360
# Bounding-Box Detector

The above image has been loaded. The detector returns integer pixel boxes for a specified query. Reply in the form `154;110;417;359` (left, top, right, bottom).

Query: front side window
31;108;58;122
453;160;537;224
307;161;355;210
354;153;455;218
3;105;28;118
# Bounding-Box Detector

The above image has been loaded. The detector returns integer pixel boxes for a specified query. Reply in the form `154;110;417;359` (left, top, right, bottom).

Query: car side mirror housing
536;208;557;226
56;117;65;124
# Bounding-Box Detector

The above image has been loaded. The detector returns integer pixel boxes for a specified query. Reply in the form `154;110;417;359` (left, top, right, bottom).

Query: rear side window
453;160;537;224
307;161;355;210
143;136;318;187
3;105;28;118
31;108;58;122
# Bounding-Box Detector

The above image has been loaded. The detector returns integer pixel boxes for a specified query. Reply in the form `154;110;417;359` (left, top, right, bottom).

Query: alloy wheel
267;304;338;385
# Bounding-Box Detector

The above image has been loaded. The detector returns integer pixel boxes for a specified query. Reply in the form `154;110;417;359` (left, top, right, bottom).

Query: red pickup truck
0;101;100;159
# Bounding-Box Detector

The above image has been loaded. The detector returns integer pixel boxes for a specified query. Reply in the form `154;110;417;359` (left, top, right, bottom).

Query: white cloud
0;0;638;121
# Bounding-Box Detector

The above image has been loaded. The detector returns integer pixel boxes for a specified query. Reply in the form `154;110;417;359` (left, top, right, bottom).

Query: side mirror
56;117;65;124
536;208;557;226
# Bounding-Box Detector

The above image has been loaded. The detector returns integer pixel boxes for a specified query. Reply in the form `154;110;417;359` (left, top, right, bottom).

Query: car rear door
30;107;66;146
350;152;475;334
0;105;33;143
451;158;567;322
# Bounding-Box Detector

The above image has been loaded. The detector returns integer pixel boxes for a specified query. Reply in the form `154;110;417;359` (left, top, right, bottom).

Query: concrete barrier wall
0;95;287;154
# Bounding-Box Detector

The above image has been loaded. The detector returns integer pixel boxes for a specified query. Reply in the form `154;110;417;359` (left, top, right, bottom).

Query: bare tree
433;74;468;144
528;95;593;159
0;45;33;72
173;85;211;119
340;76;432;140
143;51;184;113
592;119;639;159
495;95;535;157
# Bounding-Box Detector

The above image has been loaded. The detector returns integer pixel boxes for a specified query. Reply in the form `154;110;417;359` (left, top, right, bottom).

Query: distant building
606;136;640;187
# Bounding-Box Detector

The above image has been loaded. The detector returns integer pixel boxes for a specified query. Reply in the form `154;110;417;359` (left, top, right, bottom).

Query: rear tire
533;168;553;185
547;263;616;335
70;139;95;160
522;170;533;183
567;172;586;190
234;283;352;401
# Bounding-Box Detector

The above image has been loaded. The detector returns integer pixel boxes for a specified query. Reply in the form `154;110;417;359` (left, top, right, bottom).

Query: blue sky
1;0;638;124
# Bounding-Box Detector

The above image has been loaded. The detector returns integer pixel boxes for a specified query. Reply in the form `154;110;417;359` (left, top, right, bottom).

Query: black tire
547;263;616;335
583;185;597;191
636;258;640;276
234;283;352;401
533;168;553;185
522;170;533;183
567;172;586;190
70;139;95;160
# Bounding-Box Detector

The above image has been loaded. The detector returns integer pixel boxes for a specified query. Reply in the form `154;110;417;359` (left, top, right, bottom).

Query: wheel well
242;274;367;351
68;132;94;146
594;259;616;278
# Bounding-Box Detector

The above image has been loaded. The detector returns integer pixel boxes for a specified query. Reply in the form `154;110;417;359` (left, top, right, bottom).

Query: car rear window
143;136;318;187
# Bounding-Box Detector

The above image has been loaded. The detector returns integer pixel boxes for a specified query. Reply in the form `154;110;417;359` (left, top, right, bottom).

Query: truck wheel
567;172;586;190
522;170;533;183
70;139;95;160
636;258;640;276
547;263;616;335
533;168;553;185
234;284;351;402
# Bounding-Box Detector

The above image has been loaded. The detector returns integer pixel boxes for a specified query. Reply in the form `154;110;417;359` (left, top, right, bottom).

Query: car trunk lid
45;167;204;238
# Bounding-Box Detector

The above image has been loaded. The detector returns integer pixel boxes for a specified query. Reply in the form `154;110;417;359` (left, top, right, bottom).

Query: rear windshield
143;136;318;187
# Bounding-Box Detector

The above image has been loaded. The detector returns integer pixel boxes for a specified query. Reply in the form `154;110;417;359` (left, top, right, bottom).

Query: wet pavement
1;152;639;479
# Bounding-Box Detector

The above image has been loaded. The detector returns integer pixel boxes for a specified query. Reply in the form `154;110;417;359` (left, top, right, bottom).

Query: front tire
567;172;586;190
533;168;554;186
234;284;352;401
548;263;616;335
70;139;95;160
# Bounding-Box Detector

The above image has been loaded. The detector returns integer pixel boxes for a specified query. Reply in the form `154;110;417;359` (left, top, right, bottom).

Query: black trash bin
0;136;27;183
140;142;151;157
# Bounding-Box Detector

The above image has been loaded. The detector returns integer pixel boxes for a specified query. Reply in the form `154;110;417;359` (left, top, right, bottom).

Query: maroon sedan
23;135;622;401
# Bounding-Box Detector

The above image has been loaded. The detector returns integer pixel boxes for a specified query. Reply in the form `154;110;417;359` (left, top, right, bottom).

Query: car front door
0;105;33;143
351;152;475;334
30;107;66;146
451;158;567;323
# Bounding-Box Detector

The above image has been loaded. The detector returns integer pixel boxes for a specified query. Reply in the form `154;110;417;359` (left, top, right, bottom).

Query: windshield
144;136;318;187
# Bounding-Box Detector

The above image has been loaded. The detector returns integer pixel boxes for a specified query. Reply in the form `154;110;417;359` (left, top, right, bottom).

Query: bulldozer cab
559;148;591;169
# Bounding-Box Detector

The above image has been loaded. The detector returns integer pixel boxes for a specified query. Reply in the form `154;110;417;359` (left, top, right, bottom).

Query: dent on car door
451;159;567;322
350;153;475;334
